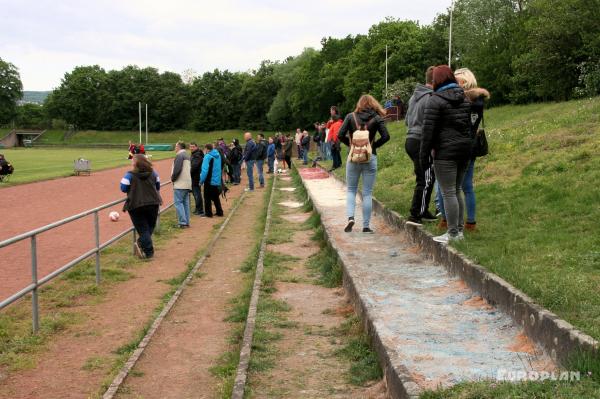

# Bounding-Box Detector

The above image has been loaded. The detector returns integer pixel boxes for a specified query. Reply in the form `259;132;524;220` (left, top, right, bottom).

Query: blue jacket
267;143;275;158
200;149;222;186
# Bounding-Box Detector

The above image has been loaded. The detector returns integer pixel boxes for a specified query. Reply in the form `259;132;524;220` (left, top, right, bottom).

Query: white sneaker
433;232;463;244
244;188;254;192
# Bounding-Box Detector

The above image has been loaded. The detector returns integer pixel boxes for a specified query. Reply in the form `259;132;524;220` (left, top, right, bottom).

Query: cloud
0;0;452;90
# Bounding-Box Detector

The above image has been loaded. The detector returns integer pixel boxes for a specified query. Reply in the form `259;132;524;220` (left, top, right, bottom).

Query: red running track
0;159;174;300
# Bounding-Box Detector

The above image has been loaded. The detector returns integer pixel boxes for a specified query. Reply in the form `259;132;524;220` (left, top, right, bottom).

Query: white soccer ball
109;211;120;222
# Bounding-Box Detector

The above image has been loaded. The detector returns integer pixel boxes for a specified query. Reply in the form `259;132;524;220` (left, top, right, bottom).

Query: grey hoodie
405;84;433;141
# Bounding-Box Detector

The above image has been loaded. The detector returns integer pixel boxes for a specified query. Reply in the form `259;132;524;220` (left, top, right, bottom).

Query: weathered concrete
298;168;557;398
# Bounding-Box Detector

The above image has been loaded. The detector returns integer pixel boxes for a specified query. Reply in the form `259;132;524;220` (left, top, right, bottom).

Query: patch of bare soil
116;189;266;399
0;183;245;399
250;179;388;399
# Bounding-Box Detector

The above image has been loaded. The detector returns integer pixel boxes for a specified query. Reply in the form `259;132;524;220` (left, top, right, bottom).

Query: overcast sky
0;0;452;91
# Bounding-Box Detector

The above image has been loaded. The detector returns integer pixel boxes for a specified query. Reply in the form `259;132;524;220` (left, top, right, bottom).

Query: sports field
0;148;173;186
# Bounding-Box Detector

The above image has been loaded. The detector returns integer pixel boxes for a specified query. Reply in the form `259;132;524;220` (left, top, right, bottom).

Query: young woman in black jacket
420;65;472;244
338;94;390;233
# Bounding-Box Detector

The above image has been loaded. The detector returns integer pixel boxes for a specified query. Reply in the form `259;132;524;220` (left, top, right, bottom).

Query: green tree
0;58;23;125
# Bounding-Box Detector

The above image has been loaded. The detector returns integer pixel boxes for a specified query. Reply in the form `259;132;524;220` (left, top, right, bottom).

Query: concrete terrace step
297;168;556;398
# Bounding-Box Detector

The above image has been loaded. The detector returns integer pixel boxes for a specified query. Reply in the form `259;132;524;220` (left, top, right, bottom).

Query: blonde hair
454;68;478;90
354;94;386;117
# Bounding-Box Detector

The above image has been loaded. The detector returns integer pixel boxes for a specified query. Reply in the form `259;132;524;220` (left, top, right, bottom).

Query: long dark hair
132;154;153;173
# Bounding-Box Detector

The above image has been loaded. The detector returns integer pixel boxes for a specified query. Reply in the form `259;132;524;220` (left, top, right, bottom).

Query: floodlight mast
145;104;148;145
138;102;142;144
448;0;454;67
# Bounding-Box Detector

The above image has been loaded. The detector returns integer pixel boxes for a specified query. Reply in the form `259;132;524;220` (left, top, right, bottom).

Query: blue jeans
246;160;255;190
173;189;191;226
302;147;309;164
437;159;476;223
268;156;275;173
346;155;377;229
256;160;265;186
233;161;242;184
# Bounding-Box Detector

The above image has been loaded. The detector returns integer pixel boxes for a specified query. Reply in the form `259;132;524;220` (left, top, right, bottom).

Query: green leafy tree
0;58;24;125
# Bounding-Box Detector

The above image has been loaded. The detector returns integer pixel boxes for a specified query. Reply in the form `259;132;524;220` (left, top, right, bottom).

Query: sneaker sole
406;221;423;227
344;220;355;233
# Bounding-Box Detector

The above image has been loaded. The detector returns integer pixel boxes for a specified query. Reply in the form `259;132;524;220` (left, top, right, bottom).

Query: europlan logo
497;369;582;382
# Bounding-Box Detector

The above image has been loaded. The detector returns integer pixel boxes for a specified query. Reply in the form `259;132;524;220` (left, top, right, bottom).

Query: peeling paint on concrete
298;168;556;392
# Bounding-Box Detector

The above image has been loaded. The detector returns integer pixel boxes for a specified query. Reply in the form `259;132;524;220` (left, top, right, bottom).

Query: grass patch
306;228;343;288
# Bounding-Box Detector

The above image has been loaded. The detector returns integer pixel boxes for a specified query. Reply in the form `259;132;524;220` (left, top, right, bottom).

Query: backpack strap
352;113;361;131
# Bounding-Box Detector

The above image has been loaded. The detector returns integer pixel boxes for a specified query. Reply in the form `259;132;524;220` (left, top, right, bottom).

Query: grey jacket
405;84;433;141
171;150;192;190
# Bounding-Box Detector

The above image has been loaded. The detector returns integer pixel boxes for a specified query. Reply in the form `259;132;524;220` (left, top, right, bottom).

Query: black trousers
405;138;435;218
191;184;204;213
331;144;342;168
204;184;223;217
128;204;159;256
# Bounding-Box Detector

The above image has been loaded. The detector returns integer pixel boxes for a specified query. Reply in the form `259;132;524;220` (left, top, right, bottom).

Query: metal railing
0;181;174;333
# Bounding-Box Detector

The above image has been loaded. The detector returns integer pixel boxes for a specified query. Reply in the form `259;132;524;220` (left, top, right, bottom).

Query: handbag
473;114;489;158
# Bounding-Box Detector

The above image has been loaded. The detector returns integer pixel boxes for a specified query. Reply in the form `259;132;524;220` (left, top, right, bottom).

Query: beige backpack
348;113;372;163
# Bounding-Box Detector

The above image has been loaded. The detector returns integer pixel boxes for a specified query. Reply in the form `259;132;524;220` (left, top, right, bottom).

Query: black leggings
204;184;223;217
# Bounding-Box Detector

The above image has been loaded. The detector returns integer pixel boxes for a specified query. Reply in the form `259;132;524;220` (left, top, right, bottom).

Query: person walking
295;128;303;159
230;138;243;185
243;132;258;191
405;66;437;226
200;143;224;217
420;65;473;244
284;134;293;170
171;141;192;228
189;142;205;216
267;137;276;173
120;154;163;259
256;134;267;187
436;68;490;231
338;94;390;233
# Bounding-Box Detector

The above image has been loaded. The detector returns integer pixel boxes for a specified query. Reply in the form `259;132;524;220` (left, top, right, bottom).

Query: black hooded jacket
338;108;390;156
190;148;204;186
419;85;472;167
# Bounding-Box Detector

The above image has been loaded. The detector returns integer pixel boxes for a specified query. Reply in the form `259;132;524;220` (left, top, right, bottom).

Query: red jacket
327;119;343;142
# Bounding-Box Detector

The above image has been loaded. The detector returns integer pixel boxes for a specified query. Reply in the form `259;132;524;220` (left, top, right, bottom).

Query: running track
0;159;175;300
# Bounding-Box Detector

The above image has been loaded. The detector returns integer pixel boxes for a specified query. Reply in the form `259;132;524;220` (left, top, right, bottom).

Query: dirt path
0;182;246;399
115;185;269;399
249;175;388;398
0;158;174;299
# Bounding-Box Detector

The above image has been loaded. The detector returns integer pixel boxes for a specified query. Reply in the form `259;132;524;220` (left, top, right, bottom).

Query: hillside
328;97;600;345
20;91;50;104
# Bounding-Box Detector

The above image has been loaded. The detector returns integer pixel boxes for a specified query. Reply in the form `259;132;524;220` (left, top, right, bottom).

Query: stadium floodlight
385;45;388;98
145;104;148;145
138;102;142;144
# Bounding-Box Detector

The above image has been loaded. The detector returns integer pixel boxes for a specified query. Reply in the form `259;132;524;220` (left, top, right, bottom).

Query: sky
0;0;453;91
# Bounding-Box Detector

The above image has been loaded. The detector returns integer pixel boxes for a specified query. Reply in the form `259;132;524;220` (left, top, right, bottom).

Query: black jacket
190;149;204;186
256;139;268;160
338;109;390;155
420;85;472;167
124;171;162;212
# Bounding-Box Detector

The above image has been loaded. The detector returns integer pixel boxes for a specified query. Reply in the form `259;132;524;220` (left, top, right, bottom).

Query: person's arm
420;97;441;168
190;153;201;175
372;117;390;150
120;172;132;193
200;156;209;185
171;153;183;182
337;114;353;147
153;171;161;191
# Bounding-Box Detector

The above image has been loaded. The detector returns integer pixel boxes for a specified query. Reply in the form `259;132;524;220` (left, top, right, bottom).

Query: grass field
0;148;174;186
318;97;600;396
33;129;265;146
0;130;272;186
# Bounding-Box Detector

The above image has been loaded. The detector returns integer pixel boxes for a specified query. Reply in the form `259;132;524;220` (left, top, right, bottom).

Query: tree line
1;0;599;132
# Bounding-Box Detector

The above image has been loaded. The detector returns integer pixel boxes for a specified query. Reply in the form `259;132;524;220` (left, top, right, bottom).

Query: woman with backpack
120;154;163;259
420;65;473;244
338;94;390;233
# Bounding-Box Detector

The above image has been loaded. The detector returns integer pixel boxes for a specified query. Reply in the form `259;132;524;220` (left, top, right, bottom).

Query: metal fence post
132;229;137;256
31;235;39;334
94;211;101;284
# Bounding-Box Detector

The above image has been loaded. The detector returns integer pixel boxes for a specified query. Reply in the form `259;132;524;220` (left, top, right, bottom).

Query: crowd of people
120;64;488;258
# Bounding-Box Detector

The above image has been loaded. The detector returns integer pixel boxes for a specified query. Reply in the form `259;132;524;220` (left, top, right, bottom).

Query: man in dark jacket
189;142;205;216
230;138;243;185
243;132;258;191
200;143;224;217
405;66;436;226
256;134;267;188
420;65;472;244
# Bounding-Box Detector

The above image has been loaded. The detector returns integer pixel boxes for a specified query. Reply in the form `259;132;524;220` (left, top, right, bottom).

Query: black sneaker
421;211;438;222
362;227;374;234
406;216;423;226
344;218;355;232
